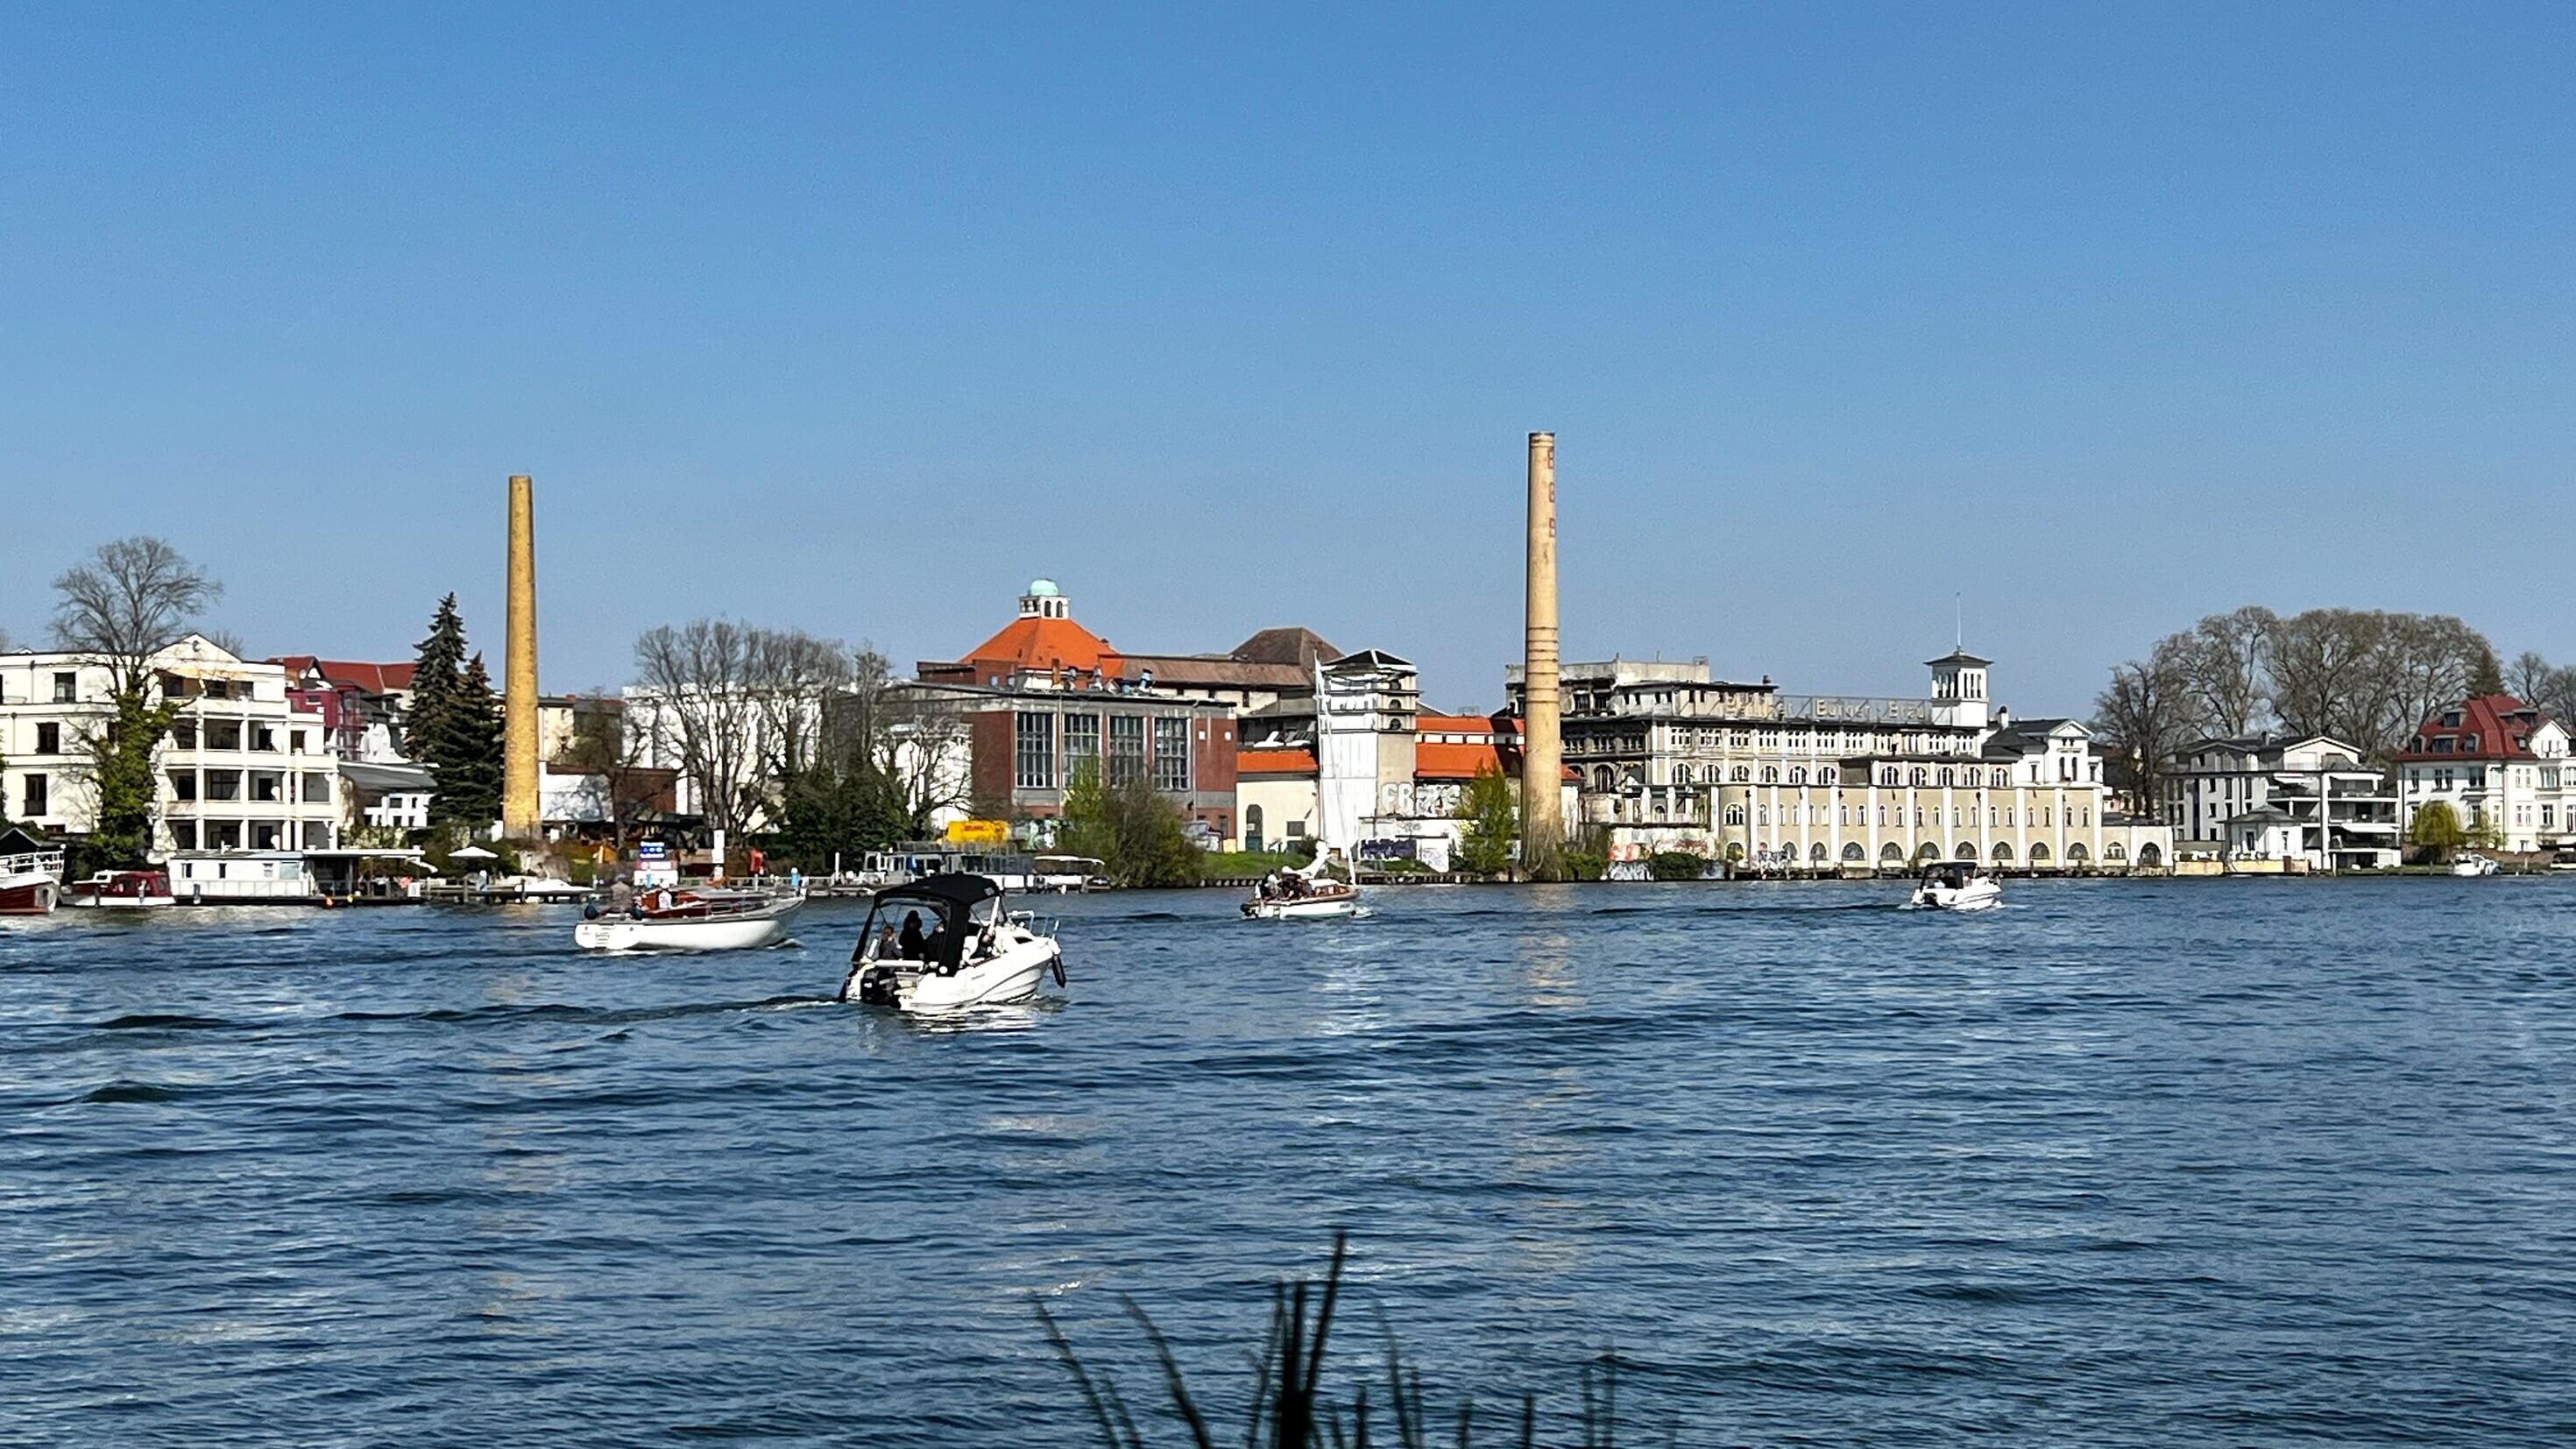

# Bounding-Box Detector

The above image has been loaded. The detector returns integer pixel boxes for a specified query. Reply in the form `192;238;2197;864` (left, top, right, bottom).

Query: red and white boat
65;869;178;909
0;848;66;916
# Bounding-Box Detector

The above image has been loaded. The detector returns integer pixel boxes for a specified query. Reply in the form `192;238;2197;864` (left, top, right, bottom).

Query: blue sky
3;4;2570;711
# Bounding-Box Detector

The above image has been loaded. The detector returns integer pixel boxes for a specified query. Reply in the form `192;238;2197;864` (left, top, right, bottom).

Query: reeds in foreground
1037;1233;1646;1448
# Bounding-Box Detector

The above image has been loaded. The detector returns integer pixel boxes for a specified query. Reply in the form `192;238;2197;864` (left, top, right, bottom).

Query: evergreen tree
407;594;467;760
2468;641;2506;699
428;653;505;834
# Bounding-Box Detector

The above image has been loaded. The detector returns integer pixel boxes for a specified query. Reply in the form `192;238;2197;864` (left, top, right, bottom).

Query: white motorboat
0;847;65;916
1909;861;2001;912
575;887;801;951
840;873;1065;1014
2451;854;2501;877
64;869;177;909
1242;855;1362;920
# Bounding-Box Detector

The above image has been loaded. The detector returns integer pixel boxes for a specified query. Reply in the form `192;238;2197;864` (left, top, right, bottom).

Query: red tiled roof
1416;713;1506;734
1237;747;1317;778
271;657;417;693
954;616;1122;675
1413;741;1511;780
2399;694;2551;762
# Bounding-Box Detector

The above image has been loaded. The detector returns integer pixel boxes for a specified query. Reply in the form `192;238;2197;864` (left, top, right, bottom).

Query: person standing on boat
608;874;634;916
898;910;926;959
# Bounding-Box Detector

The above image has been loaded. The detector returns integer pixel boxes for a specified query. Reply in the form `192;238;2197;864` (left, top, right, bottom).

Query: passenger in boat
607;875;634;916
874;922;899;960
898;911;927;959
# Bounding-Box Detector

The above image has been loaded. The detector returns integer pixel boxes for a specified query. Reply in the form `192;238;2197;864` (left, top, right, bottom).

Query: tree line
2089;604;2576;807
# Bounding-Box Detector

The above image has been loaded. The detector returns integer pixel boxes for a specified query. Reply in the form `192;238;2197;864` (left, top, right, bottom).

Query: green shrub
1562;851;1608;880
1646;850;1708;881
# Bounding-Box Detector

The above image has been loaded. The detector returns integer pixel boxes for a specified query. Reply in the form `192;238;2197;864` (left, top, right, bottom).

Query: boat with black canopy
839;873;1064;1013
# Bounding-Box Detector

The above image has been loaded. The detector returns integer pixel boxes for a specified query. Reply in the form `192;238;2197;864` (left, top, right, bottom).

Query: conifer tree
428;653;506;834
407;594;468;760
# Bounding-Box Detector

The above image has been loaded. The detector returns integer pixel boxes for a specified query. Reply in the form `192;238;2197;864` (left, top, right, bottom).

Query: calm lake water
4;880;2572;1445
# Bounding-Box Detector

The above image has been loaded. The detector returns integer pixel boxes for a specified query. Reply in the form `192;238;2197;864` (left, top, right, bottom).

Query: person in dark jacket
898;911;927;959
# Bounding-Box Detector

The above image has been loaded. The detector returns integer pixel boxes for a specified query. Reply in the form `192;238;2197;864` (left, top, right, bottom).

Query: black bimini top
874;873;1002;909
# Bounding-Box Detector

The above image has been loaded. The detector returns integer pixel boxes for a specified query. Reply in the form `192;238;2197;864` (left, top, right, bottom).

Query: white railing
1;851;66;879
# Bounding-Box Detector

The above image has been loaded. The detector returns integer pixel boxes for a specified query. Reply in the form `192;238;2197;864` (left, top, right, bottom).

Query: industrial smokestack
1519;432;1566;879
503;474;541;840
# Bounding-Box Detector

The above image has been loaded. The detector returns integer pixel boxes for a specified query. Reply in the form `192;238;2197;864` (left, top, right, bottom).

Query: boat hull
65;894;177;909
0;877;59;915
844;936;1063;1013
1911;881;2002;912
575;898;801;951
1242;895;1358;920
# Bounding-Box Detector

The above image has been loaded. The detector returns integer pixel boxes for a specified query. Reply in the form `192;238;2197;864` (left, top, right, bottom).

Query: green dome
1026;578;1062;597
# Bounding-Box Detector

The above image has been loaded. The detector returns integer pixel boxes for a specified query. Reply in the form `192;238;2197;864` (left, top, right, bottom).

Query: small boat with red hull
65;869;177;909
1;848;67;916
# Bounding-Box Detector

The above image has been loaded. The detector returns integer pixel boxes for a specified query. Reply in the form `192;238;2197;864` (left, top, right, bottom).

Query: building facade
2;637;344;854
2396;694;2576;854
2162;733;2401;870
1504;649;2169;871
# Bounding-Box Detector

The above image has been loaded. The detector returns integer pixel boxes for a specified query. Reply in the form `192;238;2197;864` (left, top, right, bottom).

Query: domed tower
1019;578;1070;620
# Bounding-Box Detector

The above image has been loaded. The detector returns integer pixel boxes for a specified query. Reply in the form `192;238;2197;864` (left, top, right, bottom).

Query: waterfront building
916;578;1332;716
1232;651;1573;868
943;677;1239;845
2162;733;2400;871
273;656;419;761
2396;694;2576;854
0;637;343;855
1504;648;2170;871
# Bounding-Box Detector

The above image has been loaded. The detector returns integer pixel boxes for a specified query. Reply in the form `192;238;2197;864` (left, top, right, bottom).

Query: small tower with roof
1928;648;1992;731
1018;578;1070;620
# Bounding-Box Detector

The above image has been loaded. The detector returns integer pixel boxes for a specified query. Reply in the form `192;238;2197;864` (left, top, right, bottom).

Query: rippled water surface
5;880;2574;1445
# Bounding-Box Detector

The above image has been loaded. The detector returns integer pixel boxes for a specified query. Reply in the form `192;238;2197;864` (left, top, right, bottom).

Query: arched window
1842;842;1866;862
1937;767;1954;788
1809;842;1828;862
2137;842;2162;867
1992;841;2013;860
1761;767;1780;784
1732;766;1752;782
1819;767;1837;785
1787;767;1807;785
2106;841;2127;860
1723;806;1744;825
1880;842;1905;861
2029;842;2052;862
1591;765;1614;792
2067;842;2090;862
1672;765;1693;786
1724;842;1746;861
1992;768;2010;788
1916;841;1942;860
1910;767;1929;787
1956;841;1978;859
1880;767;1900;786
1243;803;1264;852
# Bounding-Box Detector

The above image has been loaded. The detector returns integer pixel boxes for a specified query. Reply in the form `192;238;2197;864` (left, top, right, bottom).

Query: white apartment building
2164;733;2401;871
0;636;343;854
2396;694;2576;854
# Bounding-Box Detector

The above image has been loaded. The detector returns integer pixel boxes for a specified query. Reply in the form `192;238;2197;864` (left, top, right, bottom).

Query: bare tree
2174;606;2276;738
632;620;768;844
559;695;656;850
745;627;856;788
843;647;973;835
50;537;223;696
2092;642;2197;817
2508;650;2556;706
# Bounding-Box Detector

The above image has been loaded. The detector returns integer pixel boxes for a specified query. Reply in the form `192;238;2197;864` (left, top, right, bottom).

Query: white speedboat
65;869;177;909
1909;861;2001;912
0;847;65;916
1242;856;1362;920
575;887;801;951
2451;854;2500;877
840;874;1064;1014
